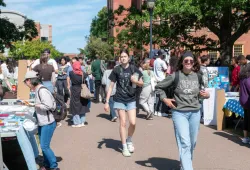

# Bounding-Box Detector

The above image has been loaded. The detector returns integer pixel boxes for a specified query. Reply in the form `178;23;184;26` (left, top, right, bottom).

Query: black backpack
38;87;67;122
165;71;203;99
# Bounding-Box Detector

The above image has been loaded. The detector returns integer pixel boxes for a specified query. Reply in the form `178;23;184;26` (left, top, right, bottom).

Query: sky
3;0;106;53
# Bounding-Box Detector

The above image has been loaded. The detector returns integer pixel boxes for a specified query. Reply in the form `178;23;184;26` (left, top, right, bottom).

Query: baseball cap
23;71;39;82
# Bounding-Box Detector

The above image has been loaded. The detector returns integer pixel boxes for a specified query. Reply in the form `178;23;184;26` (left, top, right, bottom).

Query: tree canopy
114;0;250;64
90;7;110;39
84;36;113;60
9;40;61;59
0;0;38;52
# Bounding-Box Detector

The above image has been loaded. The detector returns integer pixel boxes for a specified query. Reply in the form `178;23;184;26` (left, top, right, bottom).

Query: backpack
38;87;67;122
165;71;203;99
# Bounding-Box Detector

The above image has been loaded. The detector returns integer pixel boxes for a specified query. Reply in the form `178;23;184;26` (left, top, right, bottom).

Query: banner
203;88;217;126
207;67;230;92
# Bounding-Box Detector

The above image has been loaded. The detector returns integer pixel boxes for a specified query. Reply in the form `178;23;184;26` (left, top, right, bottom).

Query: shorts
113;101;136;111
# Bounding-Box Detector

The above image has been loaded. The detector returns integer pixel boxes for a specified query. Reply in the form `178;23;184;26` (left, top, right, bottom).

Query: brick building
107;0;250;60
34;22;53;43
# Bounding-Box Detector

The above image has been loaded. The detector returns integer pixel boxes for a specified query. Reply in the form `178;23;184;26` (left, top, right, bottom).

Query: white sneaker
127;142;135;153
122;149;131;157
242;137;250;144
154;111;158;116
158;112;162;117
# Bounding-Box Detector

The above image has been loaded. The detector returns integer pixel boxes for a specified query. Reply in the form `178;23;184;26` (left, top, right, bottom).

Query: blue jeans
38;121;57;168
42;81;54;94
73;113;86;125
172;110;201;170
109;96;117;118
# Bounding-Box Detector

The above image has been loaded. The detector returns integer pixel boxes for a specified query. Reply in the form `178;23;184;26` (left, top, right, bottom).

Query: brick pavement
51;103;250;170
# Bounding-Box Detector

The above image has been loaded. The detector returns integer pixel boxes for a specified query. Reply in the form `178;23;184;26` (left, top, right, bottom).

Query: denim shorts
113;101;136;111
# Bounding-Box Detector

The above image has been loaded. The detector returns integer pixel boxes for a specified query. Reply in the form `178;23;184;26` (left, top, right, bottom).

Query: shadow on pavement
135;157;180;170
214;131;250;148
97;138;122;153
97;113;111;121
136;114;146;119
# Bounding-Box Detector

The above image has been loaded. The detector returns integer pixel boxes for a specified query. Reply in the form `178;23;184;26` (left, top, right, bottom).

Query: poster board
216;89;226;130
203;88;217;126
207;67;230;92
17;60;30;100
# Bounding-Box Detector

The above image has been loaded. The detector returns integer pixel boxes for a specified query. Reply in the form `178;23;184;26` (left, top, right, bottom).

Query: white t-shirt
31;58;58;71
154;58;168;82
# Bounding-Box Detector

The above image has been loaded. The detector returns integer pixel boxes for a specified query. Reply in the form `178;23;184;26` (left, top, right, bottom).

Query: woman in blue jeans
24;70;59;170
155;51;210;170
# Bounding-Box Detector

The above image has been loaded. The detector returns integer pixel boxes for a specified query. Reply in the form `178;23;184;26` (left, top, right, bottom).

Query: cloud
4;0;106;53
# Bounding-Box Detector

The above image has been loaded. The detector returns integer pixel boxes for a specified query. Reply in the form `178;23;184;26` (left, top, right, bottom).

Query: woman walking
155;51;210;170
24;70;59;170
139;59;155;120
56;57;70;102
68;61;90;128
104;49;143;157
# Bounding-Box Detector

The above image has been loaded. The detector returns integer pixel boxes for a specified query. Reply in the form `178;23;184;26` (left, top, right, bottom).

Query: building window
233;44;243;57
41;37;48;42
208;51;218;61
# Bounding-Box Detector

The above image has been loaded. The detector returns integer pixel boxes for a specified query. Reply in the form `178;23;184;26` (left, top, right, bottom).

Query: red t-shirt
231;65;240;86
149;58;155;68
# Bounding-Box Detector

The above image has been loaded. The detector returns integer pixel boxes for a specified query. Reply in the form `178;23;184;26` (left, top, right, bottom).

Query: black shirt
109;64;142;103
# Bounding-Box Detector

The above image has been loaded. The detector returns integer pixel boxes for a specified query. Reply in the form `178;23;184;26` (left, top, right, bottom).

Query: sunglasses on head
183;59;194;64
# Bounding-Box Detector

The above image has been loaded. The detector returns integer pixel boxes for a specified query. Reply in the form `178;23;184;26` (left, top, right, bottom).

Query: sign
203;88;217;126
207;67;230;92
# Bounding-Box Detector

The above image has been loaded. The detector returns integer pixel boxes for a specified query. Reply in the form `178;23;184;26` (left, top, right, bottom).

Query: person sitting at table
238;54;250;144
23;70;60;170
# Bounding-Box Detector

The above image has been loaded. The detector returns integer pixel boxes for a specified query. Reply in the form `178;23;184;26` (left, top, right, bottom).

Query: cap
182;51;194;60
23;71;39;82
157;49;166;56
43;48;50;54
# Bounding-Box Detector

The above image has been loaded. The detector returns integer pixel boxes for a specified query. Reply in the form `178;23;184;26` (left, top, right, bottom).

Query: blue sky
3;0;106;53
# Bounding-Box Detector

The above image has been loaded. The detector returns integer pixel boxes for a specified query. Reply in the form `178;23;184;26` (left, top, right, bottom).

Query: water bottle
132;73;139;88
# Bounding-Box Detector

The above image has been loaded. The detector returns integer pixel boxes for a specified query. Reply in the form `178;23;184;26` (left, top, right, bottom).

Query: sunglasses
183;59;194;64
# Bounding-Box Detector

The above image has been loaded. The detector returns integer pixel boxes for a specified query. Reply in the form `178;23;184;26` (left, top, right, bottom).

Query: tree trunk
219;41;233;66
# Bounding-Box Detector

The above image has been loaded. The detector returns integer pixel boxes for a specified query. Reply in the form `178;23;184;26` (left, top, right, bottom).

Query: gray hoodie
35;85;56;126
155;71;203;111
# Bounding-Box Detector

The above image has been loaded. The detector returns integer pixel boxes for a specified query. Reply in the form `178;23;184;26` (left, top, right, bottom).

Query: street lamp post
147;0;155;59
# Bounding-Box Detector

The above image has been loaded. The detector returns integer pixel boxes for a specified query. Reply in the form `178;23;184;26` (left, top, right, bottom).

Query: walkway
52;103;250;170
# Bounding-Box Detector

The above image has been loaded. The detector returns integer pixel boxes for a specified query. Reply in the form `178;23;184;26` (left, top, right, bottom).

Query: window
41;37;48;42
208;51;218;61
233;44;243;57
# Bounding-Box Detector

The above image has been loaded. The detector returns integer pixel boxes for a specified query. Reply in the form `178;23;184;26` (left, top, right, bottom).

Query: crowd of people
1;48;250;170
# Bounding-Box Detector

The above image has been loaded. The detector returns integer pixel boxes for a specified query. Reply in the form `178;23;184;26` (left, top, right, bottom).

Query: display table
224;98;244;117
0;100;38;170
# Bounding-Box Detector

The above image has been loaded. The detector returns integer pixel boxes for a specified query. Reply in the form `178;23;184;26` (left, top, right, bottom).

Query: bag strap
173;71;179;90
197;72;203;88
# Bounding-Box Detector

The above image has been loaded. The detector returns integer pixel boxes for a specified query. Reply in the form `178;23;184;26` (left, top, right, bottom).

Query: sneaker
158;112;162;117
147;114;153;120
111;116;118;122
154;111;158;116
79;123;85;127
146;112;153;119
56;122;62;128
122;149;131;157
127;142;135;153
71;124;82;128
242;137;250;144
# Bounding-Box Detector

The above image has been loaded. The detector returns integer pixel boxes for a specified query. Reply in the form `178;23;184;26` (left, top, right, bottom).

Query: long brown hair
176;52;200;72
40;54;48;65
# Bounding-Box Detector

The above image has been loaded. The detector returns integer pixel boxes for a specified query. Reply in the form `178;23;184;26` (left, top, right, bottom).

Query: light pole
147;0;155;59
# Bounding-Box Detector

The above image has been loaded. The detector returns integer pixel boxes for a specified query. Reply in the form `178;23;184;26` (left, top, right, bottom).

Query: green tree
115;0;250;65
0;0;38;52
84;36;113;60
90;7;110;39
9;40;61;59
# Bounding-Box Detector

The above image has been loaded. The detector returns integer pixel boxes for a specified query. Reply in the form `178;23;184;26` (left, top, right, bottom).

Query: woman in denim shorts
104;49;143;157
